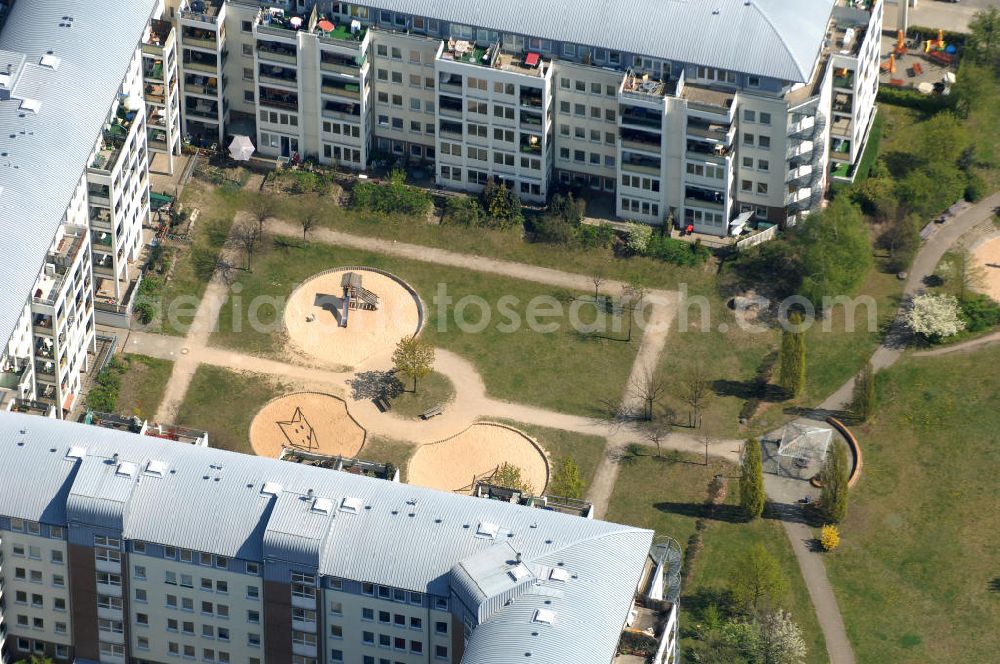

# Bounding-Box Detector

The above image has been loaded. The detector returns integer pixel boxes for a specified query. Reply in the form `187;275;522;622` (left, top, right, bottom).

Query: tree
729;543;786;616
794;197;872;308
896;164;968;219
631;365;667;421
777;312;806;399
248;191;277;234
299;201;320;241
391;335;435;392
549;457;584;499
492;461;534;494
621;279;648;342
968;6;1000;65
624;222;653;254
591;270;605;301
758;609;807;664
951;61;992;119
679;363;711;428
479;179;523;229
904;293;966;341
819;442;850;524
850;361;876;422
877;213;920;274
918;112;970;166
232;219;261;271
951;249;986;302
739;438;765;520
643;416;674;457
530;193;584;244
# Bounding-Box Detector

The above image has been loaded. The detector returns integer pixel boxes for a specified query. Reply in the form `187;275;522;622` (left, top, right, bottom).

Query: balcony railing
257;46;296;65
183;58;218;74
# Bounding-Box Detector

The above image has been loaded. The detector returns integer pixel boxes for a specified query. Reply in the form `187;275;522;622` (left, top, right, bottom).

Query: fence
735;224;778;252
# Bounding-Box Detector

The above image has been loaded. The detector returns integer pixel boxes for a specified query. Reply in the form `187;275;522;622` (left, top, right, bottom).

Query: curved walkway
913;328;1000;357
782;190;1000;664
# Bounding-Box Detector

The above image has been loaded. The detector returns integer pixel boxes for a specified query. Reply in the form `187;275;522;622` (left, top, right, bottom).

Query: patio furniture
421;405;443;420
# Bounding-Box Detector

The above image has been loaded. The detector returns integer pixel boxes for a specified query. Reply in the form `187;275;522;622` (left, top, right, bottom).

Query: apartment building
0;412;678;664
159;0;880;234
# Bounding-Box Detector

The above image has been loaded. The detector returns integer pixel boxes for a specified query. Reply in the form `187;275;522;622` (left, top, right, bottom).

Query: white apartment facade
162;0;882;235
0;413;678;664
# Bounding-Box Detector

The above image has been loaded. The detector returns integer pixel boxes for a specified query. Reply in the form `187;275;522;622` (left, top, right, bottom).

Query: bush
134;301;155;325
352;169;432;216
479;179;523;230
576;222;616;249
289;171;318;194
959;293;1000;332
965;172;987;202
86;358;128;413
645;235;710;266
905;293;966;341
877;85;951;114
443;196;484;227
624;222;653;254
820;524;841;551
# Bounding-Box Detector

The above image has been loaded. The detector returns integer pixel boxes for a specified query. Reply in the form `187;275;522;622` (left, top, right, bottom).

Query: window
28;545;40;559
54;597;66;611
180;574;193;588
759;112;771;125
758;135;771;149
742;156;753;168
182;597;194;611
137;613;149;626
435;621;448;634
216;580;228;593
743;133;754;146
757;159;769;171
11;517;23;530
410;592;422;605
249;633;261;648
741;180;753;192
202;601;214;615
363;631;375;645
247;610;260;624
757;182;769;194
180;549;193;563
743;110;756;122
12;544;24;556
246;562;260;575
165;546;176;559
132;540;144;553
410;617;422;629
166;594;177;608
362;608;374;621
436;645;449;659
134;565;146;580
51;549;64;564
242;43;253;57
748;75;761;87
30;570;43;583
53;573;65;588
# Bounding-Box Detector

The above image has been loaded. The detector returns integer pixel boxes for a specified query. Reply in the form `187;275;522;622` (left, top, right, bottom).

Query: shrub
86;358;128;413
819;444;850;524
443;196;484;227
965;172;987;202
624;222;653;254
959;293;1000;332
576;222;615;249
479;179;523;230
645;234;710;266
905;293;966;341
289;171;318;194
352;169;432;216
877;86;950;113
738;438;765;520
820;524;841;551
134;301;155;325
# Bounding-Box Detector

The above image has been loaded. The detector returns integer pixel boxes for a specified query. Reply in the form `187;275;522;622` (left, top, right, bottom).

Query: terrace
681;83;736;116
621;71;675;101
84;411;209;446
280;448;399;481
6;397;54;418
439;39;548;79
143;18;174;54
179;0;223;24
474;482;594;518
91;104;138;172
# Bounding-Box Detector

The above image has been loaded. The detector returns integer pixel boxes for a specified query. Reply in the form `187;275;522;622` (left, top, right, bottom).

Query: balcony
143;60;164;82
184;73;219;97
185;100;220;120
621;128;662;153
519;133;542;155
321;101;360;121
183;51;219;74
681;83;736;120
257;42;297;65
315;21;367;46
143;18;174;57
686;118;732;144
259;88;298;111
32;313;54;335
439;75;463;94
321;78;361;101
320;53;365;76
833;68;855;90
179;0;223;25
621;108;663;131
260;64;298;88
621;154;662;176
182;26;218;50
685;186;725;210
621;71;674;102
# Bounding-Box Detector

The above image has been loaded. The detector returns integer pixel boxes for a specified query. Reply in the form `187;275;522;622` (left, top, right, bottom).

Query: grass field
606;451;828;664
211;237;641;417
149;181;243;335
173;365;287;455
495;420;607;496
824;347;1000;663
388;371;455;419
358;436;416;482
114;354;173;418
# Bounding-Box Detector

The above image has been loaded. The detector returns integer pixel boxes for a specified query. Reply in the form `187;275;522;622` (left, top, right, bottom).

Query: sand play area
972;236;1000;302
284;268;422;367
408;423;549;495
250;392;366;459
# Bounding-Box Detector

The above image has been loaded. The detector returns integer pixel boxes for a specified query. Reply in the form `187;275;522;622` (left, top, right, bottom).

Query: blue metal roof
0;412;654;663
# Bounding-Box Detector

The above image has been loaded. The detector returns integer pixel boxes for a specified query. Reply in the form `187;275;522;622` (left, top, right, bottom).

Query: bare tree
642;413;674;457
621;279;649;342
248;192;277;235
700;431;713;467
300;203;320;242
591;271;606;301
679;363;711;428
631;365;667;421
232;220;261;271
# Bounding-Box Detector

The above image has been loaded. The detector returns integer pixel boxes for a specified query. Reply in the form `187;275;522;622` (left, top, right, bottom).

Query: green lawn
388;371;455;419
606;452;828;664
495;420;607;496
824;347;1000;663
149;181;244;335
173;365;287;455
212;237;642;417
357;436;416;482
114;354;173;419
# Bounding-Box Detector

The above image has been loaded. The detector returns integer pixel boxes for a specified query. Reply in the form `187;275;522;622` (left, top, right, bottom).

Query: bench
912;62;923;76
420;405;443;420
373;397;392;413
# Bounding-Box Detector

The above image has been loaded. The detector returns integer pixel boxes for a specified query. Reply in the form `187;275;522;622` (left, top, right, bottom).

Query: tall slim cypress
739;437;766;520
778;312;807;398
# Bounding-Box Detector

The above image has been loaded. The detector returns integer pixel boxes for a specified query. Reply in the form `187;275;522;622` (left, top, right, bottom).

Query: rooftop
364;0;836;82
0;0;158;350
0;412;654;664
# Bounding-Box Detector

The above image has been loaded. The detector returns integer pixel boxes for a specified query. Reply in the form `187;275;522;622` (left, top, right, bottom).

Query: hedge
876;86;951;114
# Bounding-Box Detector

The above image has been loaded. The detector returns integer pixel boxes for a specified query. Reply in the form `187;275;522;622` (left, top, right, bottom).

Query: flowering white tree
904;293;965;340
758;609;807;664
624;222;653;254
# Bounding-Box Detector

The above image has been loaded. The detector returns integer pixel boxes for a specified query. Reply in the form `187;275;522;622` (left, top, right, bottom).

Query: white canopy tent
228;135;255;161
777;422;833;463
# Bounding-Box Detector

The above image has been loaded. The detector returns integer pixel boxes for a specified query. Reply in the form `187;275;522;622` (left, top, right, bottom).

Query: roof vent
66;446;86;460
549;568;570;582
261;481;282;496
508;565;530;582
145;460;169;477
39;55;61;70
18;98;39;114
307;488;315;498
475;521;499;539
116;461;138;478
532;609;556;625
339;496;362;514
311;497;334;514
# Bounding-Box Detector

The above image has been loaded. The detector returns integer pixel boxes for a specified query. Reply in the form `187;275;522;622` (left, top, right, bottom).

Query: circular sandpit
408;423;549;495
284;267;422;367
250;392;366;459
972;236;1000;302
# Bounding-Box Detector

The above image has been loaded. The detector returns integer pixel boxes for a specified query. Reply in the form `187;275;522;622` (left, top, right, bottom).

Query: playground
283;267;422;367
249;391;366;459
972;235;1000;302
407;423;549;495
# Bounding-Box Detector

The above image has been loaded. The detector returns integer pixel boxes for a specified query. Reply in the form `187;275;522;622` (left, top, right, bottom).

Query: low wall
826;416;863;488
